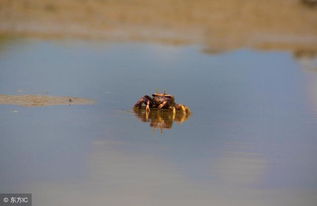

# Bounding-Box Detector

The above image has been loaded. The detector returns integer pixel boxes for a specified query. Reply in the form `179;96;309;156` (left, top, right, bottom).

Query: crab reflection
133;107;191;131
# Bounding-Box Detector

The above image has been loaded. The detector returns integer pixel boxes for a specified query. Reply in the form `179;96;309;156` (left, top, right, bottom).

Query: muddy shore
1;0;317;53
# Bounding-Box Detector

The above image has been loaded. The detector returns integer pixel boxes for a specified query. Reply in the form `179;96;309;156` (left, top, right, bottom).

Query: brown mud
0;94;95;107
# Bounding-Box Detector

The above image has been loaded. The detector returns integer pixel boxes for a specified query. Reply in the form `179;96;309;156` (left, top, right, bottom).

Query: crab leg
146;101;150;112
158;101;167;109
172;106;176;119
134;95;152;108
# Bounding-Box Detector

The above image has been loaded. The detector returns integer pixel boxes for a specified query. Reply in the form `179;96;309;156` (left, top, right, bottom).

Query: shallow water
0;38;317;205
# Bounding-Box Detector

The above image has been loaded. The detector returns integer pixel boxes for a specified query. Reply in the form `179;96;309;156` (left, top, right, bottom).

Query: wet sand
0;94;95;107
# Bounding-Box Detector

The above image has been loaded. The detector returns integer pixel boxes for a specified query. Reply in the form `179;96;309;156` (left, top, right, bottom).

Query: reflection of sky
0;39;317;205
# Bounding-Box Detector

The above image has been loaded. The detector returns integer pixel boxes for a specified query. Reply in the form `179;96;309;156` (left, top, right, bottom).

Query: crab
133;92;191;114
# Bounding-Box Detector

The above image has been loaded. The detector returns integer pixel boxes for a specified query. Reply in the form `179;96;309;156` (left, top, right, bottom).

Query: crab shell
152;93;175;106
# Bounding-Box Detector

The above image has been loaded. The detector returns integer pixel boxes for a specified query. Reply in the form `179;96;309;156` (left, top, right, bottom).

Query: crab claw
175;104;191;114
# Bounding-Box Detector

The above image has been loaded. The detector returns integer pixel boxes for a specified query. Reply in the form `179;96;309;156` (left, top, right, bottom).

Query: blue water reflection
0;39;317;205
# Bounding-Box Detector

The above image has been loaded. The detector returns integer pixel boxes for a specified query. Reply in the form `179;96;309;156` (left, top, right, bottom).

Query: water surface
0;38;317;205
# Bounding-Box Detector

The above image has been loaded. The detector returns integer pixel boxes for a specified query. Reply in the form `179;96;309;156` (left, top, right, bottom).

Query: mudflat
0;94;95;107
